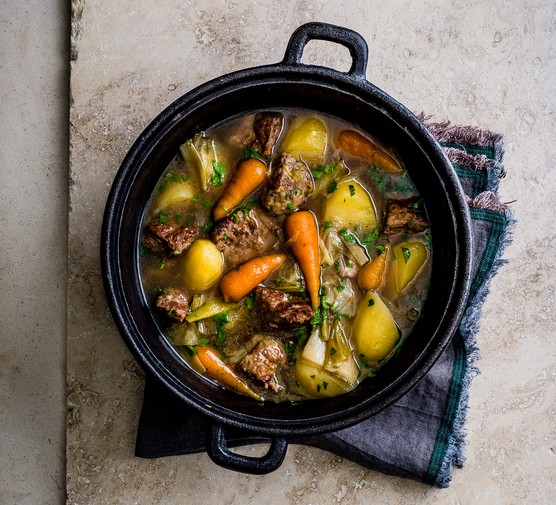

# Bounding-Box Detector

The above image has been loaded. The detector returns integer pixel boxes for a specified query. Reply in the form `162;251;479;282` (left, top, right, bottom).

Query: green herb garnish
241;147;262;160
211;160;226;186
401;246;411;263
326;181;338;193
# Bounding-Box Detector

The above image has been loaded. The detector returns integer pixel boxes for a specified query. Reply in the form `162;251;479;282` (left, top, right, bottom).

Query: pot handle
206;423;288;475
282;22;368;79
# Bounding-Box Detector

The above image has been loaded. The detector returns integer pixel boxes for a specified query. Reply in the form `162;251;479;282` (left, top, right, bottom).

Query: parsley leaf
211;160;226;186
241;147;262;160
326;181;338;193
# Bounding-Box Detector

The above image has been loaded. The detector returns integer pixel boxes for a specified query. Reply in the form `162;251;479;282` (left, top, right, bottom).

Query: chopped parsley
326;181;338;193
157;171;189;193
312;162;338;179
375;245;387;256
214;312;229;352
348;184;356;197
203;218;215;233
158;211;171;224
245;295;254;310
324;220;334;229
401;246;411;263
241;147;262;160
368;298;375;307
338;228;356;243
198;338;210;346
361;228;381;248
211;160;226;186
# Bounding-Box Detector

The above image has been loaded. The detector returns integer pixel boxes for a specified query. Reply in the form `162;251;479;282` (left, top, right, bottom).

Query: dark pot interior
102;24;472;444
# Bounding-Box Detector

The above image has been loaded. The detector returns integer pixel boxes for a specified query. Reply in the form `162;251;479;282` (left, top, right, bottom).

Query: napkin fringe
419;114;505;163
466;191;510;212
444;148;506;179
436;206;515;487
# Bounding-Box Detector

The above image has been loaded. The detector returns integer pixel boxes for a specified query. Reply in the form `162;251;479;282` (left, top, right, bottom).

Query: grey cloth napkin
135;119;513;487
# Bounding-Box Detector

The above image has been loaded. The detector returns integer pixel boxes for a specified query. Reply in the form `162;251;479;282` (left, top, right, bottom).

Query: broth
140;108;432;402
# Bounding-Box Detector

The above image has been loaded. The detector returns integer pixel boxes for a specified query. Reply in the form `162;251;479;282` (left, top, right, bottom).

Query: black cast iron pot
102;22;472;475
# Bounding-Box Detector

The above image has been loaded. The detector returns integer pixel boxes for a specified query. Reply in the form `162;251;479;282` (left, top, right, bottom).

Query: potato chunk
152;177;197;214
323;180;377;231
352;291;400;362
390;241;428;293
294;359;357;398
181;239;224;292
280;117;327;165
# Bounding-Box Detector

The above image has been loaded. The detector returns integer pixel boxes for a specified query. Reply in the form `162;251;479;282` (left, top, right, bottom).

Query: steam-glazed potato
181;239;224;291
353;291;400;362
323;180;377;231
280;116;327;165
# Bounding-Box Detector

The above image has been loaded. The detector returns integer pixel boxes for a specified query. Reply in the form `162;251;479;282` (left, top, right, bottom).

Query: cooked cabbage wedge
180;133;219;192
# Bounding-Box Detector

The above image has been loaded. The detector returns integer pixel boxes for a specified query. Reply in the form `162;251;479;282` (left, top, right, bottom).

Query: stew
139;109;432;402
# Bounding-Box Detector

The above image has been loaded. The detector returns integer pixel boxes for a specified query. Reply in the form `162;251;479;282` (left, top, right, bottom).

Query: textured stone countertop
3;0;555;504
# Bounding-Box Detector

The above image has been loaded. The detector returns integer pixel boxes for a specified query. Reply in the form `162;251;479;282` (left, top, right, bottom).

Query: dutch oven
101;22;473;474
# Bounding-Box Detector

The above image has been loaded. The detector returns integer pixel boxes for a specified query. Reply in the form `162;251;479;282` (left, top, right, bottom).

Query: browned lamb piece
254;286;314;328
383;198;430;235
261;152;314;215
146;221;198;255
250;112;284;157
211;208;280;266
239;337;286;392
155;288;189;323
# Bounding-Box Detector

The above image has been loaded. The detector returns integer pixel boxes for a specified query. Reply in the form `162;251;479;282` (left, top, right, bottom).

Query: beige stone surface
67;1;555;504
0;2;68;504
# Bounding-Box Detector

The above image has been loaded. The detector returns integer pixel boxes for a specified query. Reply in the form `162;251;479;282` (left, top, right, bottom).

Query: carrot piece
358;247;388;291
219;253;286;302
283;210;321;309
336;130;403;174
195;345;261;400
213;158;268;221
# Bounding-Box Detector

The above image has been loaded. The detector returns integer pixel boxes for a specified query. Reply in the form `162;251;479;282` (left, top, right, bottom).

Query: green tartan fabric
135;121;513;488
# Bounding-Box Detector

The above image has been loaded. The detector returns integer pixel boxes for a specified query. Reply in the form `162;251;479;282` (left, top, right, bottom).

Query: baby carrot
219;253;286;302
283;210;321;309
358;247;388;291
213;158;268;221
336;130;403;174
196;345;261;400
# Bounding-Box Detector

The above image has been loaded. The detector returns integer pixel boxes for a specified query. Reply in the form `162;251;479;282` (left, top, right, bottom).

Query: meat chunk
211;208;279;265
146;221;198;255
261;153;314;215
254;286;314;328
156;288;189;323
239;337;286;392
383;198;430;235
250;112;283;157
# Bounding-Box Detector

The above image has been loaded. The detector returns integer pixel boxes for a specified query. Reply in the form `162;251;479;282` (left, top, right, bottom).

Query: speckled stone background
64;1;555;504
